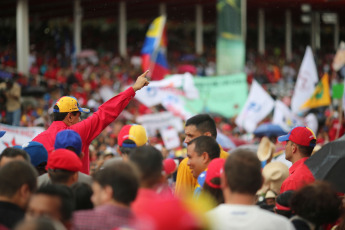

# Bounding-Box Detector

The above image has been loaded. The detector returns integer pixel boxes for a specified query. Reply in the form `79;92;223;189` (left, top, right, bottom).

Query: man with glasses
33;70;149;174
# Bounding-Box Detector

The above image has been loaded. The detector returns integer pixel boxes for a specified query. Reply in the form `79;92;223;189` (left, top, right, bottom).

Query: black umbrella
304;135;345;193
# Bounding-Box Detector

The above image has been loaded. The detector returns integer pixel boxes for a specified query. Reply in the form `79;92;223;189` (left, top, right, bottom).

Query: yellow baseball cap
53;96;90;113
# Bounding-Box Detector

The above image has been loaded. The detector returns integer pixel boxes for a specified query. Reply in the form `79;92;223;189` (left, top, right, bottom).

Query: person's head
22;141;48;175
129;145;163;188
275;190;294;218
54;130;82;157
71;182;93;211
0;147;30;167
53;96;90;126
117;124;148;160
203;158;225;205
0;161;38;209
91;161;139;207
184;114;217;144
222;149;263;198
26;184;74;227
278;126;316;163
290;181;342;227
187;136;220;178
47;149;82;186
14;216;66;230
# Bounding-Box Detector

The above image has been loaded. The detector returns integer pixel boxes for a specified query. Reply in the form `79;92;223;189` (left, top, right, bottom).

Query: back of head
47;149;82;185
118;124;148;148
290;181;341;226
189;136;220;160
22;141;48;167
54;130;82;155
224;149;263;195
275;190;294;218
14;216;66;230
186;114;217;138
129;145;163;188
92;161;139;206
0;147;30;166
0;160;38;198
35;184;74;223
71;182;93;211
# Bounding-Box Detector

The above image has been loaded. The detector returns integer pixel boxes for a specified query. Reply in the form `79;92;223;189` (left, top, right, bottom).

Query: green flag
216;0;245;75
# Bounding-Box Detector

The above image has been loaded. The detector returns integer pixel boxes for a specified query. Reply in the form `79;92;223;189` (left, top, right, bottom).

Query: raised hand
132;70;150;92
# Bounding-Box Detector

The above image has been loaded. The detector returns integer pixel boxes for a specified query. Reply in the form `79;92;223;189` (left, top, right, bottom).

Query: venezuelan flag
141;16;169;81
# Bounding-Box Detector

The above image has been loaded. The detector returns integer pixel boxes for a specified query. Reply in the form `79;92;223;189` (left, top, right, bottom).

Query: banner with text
184;73;248;118
0;124;44;153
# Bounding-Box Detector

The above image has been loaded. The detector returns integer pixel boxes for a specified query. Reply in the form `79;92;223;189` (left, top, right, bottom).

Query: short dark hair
0;147;30;163
290;181;342;226
185;114;217;138
224;149;263;195
35;184;74;222
48;169;76;184
0;161;38;198
129;146;163;188
71;182;93;211
92;161;139;206
296;144;314;157
53;105;80;121
189;136;220;160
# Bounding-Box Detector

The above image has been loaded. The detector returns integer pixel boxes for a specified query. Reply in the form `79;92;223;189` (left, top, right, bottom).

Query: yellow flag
300;73;331;109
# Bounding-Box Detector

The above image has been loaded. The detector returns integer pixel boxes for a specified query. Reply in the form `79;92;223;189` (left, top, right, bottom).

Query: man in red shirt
278;126;317;193
33;70;149;174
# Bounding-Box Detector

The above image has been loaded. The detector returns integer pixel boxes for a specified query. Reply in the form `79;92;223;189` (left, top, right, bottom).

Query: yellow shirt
175;146;229;197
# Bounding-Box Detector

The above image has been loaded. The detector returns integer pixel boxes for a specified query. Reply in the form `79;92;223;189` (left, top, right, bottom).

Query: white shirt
207;204;295;230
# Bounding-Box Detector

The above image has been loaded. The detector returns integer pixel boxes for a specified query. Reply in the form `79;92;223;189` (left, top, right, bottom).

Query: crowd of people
0;18;345;230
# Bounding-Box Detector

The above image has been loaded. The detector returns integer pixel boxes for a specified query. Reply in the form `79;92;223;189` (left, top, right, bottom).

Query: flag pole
148;15;166;79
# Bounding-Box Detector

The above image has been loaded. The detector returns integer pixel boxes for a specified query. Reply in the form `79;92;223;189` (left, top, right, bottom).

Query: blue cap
22;141;48;167
0;131;5;138
54;130;82;155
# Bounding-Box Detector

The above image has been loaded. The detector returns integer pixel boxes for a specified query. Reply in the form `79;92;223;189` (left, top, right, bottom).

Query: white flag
235;80;274;133
291;46;318;113
273;100;303;132
135;73;199;107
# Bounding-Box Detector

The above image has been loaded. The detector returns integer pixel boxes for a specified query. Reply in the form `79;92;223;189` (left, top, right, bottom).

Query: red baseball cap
118;124;148;147
205;158;225;189
163;158;179;176
278;126;316;147
46;149;82;172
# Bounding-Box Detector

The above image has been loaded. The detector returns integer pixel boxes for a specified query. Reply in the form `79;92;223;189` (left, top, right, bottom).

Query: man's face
184;125;203;144
284;141;293;162
26;194;62;222
187;142;206;178
0;156;26;167
91;182;108;207
69;112;81;125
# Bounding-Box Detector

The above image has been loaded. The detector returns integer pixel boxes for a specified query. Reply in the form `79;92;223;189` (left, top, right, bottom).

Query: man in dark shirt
0;161;38;229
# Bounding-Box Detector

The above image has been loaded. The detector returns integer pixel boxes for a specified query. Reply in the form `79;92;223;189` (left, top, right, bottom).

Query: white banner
235;80;275;133
291;46;318;113
0;124;45;153
273;100;303;132
135;73;199;107
160;128;181;150
136;112;184;137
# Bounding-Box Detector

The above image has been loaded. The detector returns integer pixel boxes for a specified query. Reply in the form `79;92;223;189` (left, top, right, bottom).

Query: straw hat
257;137;276;162
262;161;289;194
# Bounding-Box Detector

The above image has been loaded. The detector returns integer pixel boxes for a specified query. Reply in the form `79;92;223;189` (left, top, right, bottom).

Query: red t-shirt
280;157;315;193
